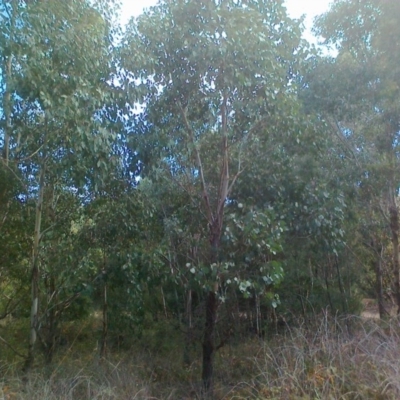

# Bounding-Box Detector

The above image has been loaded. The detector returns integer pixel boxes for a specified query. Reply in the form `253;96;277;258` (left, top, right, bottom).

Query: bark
2;0;16;166
376;253;387;319
25;165;46;370
201;289;218;393
161;287;168;318
43;193;59;364
334;255;348;314
297;263;307;316
255;293;261;337
201;231;221;395
44;275;57;364
179;78;235;396
200;91;229;395
100;281;108;359
324;268;334;312
389;196;400;314
371;238;388;318
183;289;193;366
2;53;13;165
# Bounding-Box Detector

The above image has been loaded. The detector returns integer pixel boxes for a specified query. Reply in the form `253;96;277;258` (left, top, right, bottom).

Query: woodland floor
1;309;400;399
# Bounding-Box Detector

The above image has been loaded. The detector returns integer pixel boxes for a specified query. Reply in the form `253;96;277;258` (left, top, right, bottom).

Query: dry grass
2;315;400;399
222;315;400;399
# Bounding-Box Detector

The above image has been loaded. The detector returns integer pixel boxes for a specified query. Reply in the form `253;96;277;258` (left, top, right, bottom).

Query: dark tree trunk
202;229;220;395
25;257;39;371
255;293;261;337
334;255;348;314
183;289;193;366
324;261;334;312
202;289;218;393
389;201;400;314
24;164;46;371
376;257;387;318
3;53;13;166
372;238;388;318
100;281;108;359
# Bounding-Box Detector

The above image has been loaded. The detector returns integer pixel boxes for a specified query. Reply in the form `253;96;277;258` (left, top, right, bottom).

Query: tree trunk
2;54;13;166
44;275;57;364
183;289;193;366
202;225;221;395
25;165;46;370
184;86;230;395
389;197;400;314
372;239;387;319
334;255;348;314
2;0;16;166
255;293;261;337
202;288;218;394
100;281;108;359
161;286;168;318
324;268;334;312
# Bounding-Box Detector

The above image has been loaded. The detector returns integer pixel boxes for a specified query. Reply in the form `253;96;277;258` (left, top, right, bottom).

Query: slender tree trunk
44;190;59;364
100;281;108;359
201;91;229;394
372;239;387;318
376;254;387;319
388;192;400;314
255;293;261;337
2;54;13;166
25;165;46;370
1;0;16;166
180;88;231;395
297;261;307;316
201;139;229;394
202;231;220;395
202;288;218;394
334;255;348;314
161;286;168;318
44;275;57;364
324;268;334;312
183;289;193;366
390;206;400;314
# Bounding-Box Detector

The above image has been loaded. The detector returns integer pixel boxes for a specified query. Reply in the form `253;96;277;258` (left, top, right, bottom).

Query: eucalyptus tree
121;0;308;390
306;0;400;313
0;0;28;293
79;176;165;358
0;164;30;328
0;0;21;166
235;112;353;316
0;0;122;368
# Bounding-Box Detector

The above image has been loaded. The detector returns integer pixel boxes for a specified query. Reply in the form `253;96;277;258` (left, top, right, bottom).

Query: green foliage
304;0;400;305
120;0;310;307
1;1;399;392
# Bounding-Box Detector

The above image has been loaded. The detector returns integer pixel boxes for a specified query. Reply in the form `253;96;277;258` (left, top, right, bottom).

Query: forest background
1;0;400;398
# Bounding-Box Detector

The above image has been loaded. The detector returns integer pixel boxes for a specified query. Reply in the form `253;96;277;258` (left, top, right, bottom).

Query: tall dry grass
1;314;400;399
221;314;400;399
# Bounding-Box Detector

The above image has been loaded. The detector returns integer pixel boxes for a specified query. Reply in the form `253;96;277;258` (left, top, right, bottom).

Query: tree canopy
0;0;399;395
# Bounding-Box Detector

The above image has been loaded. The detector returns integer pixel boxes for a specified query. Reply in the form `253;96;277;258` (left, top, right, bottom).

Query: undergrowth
1;315;400;399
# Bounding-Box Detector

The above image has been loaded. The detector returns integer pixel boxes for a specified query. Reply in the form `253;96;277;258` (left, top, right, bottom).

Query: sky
120;0;333;42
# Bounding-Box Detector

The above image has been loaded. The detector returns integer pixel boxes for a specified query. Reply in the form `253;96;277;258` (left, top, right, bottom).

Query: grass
1;314;400;399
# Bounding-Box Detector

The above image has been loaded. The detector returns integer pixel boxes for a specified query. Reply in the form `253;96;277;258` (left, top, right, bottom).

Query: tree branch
217;91;229;221
178;101;213;224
